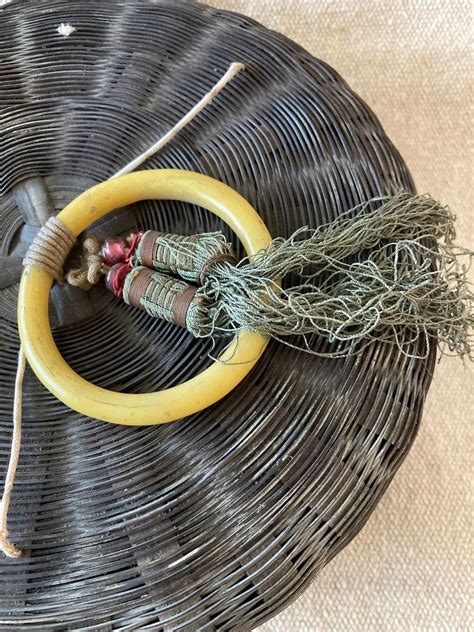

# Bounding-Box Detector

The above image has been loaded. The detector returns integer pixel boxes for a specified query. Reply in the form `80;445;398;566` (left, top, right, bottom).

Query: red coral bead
101;237;129;266
105;263;124;294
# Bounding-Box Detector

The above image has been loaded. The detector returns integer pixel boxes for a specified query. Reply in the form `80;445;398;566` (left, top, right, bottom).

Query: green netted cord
128;193;473;359
181;193;472;359
136;231;236;284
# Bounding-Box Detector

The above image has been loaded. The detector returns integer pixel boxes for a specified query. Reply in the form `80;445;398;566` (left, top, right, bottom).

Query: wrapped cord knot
22;217;75;283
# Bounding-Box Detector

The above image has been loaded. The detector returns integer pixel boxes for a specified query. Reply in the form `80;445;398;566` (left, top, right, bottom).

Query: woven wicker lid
0;0;434;628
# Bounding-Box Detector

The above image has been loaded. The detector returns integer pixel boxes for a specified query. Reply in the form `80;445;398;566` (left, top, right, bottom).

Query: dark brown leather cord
172;285;198;327
125;267;155;310
138;231;162;268
198;253;237;285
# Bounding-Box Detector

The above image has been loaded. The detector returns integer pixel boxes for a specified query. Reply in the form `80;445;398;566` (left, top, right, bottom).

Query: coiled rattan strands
0;0;433;629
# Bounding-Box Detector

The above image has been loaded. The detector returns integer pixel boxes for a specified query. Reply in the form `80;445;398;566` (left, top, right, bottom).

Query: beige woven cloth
205;2;474;630
1;0;471;628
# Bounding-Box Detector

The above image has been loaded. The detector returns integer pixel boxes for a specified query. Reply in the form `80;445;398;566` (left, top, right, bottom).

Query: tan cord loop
2;61;245;558
23;216;75;283
66;236;105;291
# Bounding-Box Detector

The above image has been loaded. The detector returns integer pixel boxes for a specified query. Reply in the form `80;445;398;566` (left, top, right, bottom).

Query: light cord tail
111;63;245;179
0;347;25;558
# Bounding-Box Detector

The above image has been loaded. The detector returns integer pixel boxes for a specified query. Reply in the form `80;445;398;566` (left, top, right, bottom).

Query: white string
111;62;245;179
1;62;245;558
0;348;25;558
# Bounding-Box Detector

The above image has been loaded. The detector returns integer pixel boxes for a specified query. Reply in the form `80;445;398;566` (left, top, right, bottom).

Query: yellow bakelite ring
18;170;272;426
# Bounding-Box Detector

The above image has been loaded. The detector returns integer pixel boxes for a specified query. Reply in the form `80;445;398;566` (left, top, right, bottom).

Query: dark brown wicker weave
0;0;435;629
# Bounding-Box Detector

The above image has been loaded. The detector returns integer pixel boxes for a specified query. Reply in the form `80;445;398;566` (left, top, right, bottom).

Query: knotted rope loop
66;236;105;290
22;216;75;283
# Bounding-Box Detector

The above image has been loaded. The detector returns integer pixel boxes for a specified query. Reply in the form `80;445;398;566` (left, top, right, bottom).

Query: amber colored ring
18;170;272;425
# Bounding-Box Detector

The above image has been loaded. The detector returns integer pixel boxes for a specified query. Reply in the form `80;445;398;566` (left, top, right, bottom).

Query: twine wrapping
22;216;75;283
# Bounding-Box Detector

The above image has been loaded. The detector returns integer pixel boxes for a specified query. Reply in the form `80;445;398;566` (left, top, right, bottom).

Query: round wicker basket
0;0;435;629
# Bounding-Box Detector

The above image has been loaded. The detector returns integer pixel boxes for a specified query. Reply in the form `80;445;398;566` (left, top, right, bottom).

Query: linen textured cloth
204;1;473;630
1;0;471;628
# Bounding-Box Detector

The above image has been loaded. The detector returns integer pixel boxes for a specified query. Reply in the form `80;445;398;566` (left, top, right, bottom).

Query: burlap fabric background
0;0;471;629
204;1;473;630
